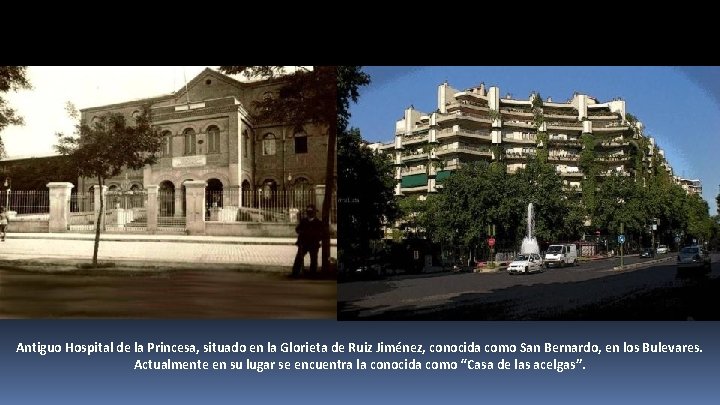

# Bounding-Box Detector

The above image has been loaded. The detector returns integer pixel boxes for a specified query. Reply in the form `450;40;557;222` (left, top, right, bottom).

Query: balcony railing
548;155;580;161
547;121;582;128
505;152;537;159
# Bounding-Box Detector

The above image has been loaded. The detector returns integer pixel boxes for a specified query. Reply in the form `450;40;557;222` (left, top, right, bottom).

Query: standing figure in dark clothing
292;204;324;277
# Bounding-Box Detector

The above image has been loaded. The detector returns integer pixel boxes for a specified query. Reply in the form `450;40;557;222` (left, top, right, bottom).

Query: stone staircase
111;216;187;233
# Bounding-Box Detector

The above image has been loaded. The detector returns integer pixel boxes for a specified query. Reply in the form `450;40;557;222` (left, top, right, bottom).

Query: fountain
520;203;540;254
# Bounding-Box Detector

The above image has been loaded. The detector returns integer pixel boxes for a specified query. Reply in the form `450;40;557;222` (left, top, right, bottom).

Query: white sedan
656;245;669;254
507;253;544;274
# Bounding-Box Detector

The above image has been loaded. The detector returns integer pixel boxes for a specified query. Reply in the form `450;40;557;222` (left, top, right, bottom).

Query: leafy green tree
515;159;568;244
397;194;429;239
428;162;494;256
56;107;162;265
338;128;398;261
0;66;31;157
595;173;645;237
685;193;713;243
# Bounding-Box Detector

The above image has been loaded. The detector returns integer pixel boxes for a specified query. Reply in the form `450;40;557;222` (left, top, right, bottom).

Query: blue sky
349;66;720;215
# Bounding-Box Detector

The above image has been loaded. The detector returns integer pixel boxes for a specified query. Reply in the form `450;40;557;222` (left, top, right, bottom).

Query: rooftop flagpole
184;67;190;105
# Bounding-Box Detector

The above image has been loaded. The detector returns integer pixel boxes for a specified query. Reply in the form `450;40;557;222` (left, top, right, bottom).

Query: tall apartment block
375;82;675;196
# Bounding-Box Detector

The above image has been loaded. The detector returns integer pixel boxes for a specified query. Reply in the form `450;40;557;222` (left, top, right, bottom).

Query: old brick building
77;68;332;217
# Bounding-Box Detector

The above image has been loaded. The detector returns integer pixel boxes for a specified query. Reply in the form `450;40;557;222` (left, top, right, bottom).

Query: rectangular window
294;136;308;154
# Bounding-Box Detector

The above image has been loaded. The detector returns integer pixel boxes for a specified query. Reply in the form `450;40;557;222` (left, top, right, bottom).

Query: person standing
0;206;8;242
292;204;324;277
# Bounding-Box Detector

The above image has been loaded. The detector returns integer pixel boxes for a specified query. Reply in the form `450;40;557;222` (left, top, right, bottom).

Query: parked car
656;245;669;254
639;248;654;258
676;245;711;272
544;244;578;268
508;253;543;275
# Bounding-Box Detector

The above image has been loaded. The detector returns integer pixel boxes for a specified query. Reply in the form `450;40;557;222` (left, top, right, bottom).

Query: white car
656;245;669;254
507;253;544;274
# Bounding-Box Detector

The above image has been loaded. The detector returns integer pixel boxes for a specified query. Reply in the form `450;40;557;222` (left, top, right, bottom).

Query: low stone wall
205;222;296;237
7;219;50;233
205;222;337;238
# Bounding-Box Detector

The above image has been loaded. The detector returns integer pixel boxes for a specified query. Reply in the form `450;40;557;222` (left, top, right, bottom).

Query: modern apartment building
376;82;672;196
674;177;702;195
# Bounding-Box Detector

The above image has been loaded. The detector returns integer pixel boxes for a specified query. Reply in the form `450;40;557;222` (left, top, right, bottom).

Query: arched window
262;133;276;156
161;130;172;156
294;131;308;154
131;110;141;120
184;128;196;155
207;125;220;154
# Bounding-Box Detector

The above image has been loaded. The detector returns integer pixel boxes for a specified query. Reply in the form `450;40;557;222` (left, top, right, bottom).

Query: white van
544;244;578;268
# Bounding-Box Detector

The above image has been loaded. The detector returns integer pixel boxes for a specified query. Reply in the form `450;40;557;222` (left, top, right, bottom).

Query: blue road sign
618;234;625;244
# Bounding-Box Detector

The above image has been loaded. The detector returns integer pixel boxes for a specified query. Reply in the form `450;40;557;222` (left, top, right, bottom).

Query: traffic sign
675;236;680;243
488;237;496;247
618;234;625;244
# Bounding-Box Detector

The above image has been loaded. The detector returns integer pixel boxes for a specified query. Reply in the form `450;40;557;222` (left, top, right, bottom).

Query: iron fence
204;189;336;224
70;192;94;213
106;191;146;210
0;190;49;215
157;190;185;229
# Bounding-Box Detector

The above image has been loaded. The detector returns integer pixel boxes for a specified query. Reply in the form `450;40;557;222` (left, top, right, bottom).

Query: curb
612;256;674;271
0;257;293;273
8;235;296;246
6;234;338;247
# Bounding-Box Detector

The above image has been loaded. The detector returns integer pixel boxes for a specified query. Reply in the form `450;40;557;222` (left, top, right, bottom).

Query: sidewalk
7;232;337;246
0;233;337;272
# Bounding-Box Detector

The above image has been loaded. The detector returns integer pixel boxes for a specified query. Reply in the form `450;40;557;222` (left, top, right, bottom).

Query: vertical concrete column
47;182;74;233
175;187;184;217
314;184;326;214
146;185;158;233
93;185;107;231
184;180;206;235
227;185;241;207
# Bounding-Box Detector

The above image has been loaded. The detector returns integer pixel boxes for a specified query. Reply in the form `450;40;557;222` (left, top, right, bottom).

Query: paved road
0;233;337;319
338;253;719;319
0;268;335;318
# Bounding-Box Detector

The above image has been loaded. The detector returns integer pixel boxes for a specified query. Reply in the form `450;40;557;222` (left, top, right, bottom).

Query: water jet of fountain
520;203;540;254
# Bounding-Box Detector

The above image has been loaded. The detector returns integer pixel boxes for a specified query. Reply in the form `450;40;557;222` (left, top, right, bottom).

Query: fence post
47;182;74;232
228;185;241;207
146;185;158;233
184;180;206;235
93;185;108;231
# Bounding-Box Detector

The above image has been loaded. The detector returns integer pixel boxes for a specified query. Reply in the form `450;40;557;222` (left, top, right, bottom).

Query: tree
595;174;645;238
219;66;369;273
339;128;398;262
56;106;162;265
0;66;31;157
515;158;569;244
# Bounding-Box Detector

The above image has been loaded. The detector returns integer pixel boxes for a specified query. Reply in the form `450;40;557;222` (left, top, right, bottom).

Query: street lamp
617;198;625;268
